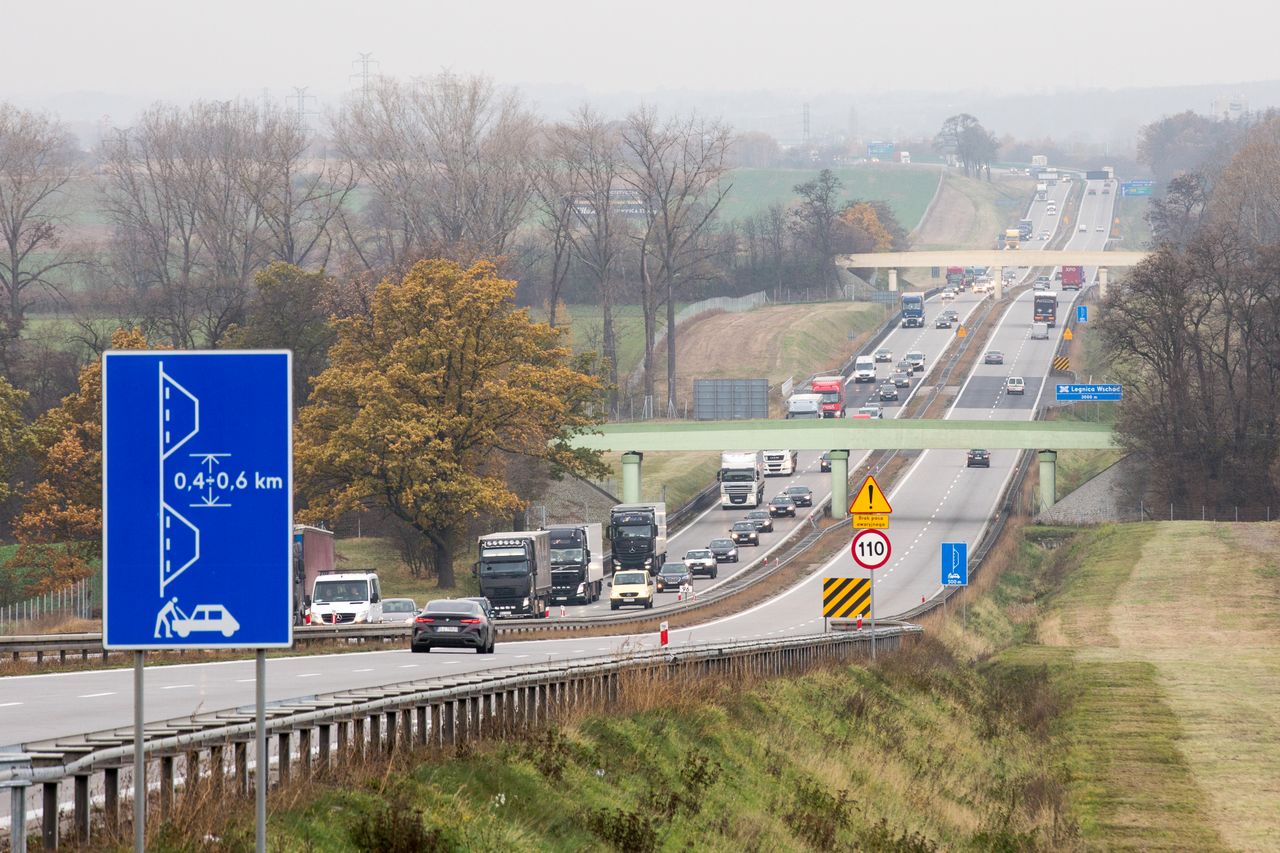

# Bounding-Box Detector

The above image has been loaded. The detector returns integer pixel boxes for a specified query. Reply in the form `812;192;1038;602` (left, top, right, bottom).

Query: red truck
809;375;846;418
293;525;336;625
1060;265;1084;290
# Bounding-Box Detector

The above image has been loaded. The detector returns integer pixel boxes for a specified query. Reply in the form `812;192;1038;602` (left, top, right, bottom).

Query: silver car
379;597;418;624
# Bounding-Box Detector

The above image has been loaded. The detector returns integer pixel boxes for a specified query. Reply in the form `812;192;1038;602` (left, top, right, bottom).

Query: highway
0;176;1118;750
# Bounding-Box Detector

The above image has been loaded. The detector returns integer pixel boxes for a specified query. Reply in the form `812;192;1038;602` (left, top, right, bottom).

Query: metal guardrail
1;626;921;849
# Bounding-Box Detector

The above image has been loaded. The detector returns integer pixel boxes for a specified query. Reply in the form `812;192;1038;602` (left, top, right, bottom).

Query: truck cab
476;531;552;618
763;449;798;476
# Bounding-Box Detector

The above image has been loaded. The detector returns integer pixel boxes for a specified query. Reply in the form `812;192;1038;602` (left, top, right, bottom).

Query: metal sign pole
870;572;876;661
256;650;267;853
133;651;144;853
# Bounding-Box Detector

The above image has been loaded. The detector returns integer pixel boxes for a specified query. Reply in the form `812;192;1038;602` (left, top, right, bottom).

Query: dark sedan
411;599;495;654
730;520;759;545
707;538;739;562
935;315;952;329
820;451;832;472
878;383;899;402
983;350;1004;365
768;494;797;518
655;562;693;593
891;371;910;388
745;509;774;533
966;449;991;468
784;484;813;507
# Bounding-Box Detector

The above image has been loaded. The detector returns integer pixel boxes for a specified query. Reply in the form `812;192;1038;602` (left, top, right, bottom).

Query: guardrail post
368;714;380;755
385;711;397;753
74;773;90;844
493;691;506;733
210;745;225;792
337;720;349;756
415;706;428;746
185;750;200;797
235;741;249;796
104;766;120;832
8;781;29;853
159;755;174;816
468;696;480;738
443;701;457;746
277;733;291;785
318;725;330;771
430;704;443;747
354;717;367;759
299;728;312;775
401;709;413;749
42;780;59;849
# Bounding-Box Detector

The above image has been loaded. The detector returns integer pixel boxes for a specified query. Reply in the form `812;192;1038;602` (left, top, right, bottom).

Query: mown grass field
716;165;941;228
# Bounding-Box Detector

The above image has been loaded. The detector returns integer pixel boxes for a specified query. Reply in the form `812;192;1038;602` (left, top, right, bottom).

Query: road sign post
851;528;891;659
103;350;292;853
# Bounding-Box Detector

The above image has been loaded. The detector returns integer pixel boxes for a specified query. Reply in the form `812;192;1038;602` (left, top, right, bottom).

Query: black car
896;358;915;376
707;538;739;562
462;596;496;623
935;315;952;329
745;509;774;533
983;350;1004;365
784;484;813;507
655;562;693;593
966;449;991;468
769;494;797;518
874;348;893;363
820;451;832;472
730;520;759;545
878;383;899;402
411;599;495;654
891;371;910;388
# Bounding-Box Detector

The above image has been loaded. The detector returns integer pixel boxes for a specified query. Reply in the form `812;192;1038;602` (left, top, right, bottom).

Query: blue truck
900;293;925;328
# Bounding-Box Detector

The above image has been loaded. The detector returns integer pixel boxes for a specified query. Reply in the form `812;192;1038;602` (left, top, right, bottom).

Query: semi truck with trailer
476;530;552;618
786;392;823;419
547;523;605;604
718;451;765;507
1060;265;1084;290
809;375;847;417
608;503;667;575
1033;292;1059;326
899;293;925;328
292;525;336;625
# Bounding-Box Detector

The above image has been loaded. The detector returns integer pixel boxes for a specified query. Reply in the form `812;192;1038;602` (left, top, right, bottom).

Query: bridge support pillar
993;266;1003;300
887;268;899;292
1038;450;1058;513
621;451;643;504
829;450;851;520
1097;266;1108;299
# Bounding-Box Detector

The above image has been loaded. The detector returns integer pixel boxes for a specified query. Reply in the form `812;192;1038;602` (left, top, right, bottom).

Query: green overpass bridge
571;419;1118;515
838;249;1151;298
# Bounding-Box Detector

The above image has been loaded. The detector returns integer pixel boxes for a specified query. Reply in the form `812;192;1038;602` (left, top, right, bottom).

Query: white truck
547;523;605;604
309;571;384;625
786;392;823;419
853;355;877;382
763;449;798;476
1036;182;1048;201
718;450;765;508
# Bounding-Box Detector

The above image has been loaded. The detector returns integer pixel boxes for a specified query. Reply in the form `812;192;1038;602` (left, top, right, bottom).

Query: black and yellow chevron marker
1053;355;1070;372
822;577;871;619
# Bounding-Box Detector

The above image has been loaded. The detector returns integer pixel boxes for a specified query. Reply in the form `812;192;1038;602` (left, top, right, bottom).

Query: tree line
1099;111;1280;508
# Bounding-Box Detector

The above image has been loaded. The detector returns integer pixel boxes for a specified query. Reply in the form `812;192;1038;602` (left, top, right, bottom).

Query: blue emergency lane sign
941;542;968;586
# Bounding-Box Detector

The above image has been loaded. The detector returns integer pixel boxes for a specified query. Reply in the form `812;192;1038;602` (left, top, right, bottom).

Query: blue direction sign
103;351;293;649
942;542;968;586
867;141;895;159
1055;383;1122;402
1077;304;1088;323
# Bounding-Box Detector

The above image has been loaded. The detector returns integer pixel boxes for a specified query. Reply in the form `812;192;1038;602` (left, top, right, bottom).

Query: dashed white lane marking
515;654;530;659
296;673;322;679
161;683;193;690
399;664;418;668
352;668;373;673
235;678;255;683
0;701;22;707
78;692;116;698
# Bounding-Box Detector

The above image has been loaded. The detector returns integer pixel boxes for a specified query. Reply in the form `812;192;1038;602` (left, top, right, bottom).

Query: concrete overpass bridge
840;250;1151;298
571;419;1117;516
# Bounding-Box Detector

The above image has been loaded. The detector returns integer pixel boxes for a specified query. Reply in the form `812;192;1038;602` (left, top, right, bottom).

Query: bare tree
528;142;577;328
332;73;539;268
622;106;732;414
0;104;79;372
551;106;627;415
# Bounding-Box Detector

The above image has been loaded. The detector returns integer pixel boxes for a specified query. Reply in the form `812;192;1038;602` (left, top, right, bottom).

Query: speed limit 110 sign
851;528;892;570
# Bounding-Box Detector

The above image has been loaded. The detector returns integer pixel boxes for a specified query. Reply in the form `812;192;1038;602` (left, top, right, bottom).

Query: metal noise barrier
0;627;920;849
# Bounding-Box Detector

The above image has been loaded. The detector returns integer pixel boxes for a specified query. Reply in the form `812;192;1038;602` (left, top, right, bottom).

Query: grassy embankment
716;165;941;229
130;519;1278;852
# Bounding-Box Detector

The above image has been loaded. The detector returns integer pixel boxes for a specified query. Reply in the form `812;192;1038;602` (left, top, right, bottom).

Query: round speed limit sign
851;528;892;570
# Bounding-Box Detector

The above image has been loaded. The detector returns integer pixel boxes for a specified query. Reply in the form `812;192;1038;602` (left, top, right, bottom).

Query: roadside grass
602;450;721;509
544;303;653;383
334;536;480;604
717;165;941;228
1113;193;1153;250
911;170;1035;251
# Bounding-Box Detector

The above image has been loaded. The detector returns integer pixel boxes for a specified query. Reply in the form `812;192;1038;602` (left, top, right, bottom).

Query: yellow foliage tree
841;202;896;252
295;259;606;587
0;376;26;505
8;328;150;592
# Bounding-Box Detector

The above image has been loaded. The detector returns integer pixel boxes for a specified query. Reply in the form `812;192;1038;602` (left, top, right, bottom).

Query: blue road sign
1077;304;1088;323
1055;383;1122;402
867;141;895;159
103;351;293;649
1121;180;1154;197
942;542;968;586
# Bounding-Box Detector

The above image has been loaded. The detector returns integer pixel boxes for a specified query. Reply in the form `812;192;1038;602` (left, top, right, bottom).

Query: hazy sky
6;0;1277;103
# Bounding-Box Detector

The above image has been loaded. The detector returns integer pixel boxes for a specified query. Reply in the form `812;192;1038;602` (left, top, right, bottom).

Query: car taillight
415;616;434;623
460;618;482;624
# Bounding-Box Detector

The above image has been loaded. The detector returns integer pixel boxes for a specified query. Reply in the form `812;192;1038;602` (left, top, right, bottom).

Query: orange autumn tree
840;202;896;252
296;259;606;587
8;328;150;592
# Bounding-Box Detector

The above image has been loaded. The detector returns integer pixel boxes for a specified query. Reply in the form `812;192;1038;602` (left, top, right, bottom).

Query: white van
1006;377;1025;395
853;355;876;383
308;571;383;624
1031;322;1050;340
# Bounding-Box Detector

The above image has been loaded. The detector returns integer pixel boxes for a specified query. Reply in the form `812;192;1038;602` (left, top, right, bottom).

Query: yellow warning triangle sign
1063;327;1074;341
849;474;892;514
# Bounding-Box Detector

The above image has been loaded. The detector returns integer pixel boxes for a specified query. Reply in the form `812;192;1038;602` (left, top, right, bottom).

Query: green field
1114;192;1154;249
716;165;941;228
